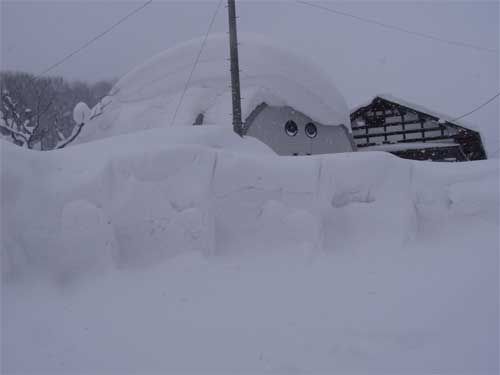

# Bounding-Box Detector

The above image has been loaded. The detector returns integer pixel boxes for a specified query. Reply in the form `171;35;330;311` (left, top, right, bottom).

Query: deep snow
2;29;499;375
75;34;350;145
1;125;499;374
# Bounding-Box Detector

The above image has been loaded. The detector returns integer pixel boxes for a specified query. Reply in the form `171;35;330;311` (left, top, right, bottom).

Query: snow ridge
2;127;498;283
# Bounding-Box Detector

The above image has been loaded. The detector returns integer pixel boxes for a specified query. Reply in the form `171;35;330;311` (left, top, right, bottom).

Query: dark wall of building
350;97;486;162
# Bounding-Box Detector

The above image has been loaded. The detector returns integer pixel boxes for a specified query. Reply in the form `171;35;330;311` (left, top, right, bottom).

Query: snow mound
76;33;350;144
2;127;498;374
2;127;498;283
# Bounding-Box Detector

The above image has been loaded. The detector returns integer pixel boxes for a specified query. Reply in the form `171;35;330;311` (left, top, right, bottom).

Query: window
285;120;298;136
305;123;317;138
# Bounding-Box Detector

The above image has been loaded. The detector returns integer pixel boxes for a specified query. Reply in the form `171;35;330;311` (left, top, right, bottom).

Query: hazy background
1;0;498;153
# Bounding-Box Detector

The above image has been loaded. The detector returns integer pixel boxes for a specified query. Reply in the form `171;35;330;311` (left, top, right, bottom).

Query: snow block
56;200;116;284
107;147;215;268
317;152;418;253
212;153;320;254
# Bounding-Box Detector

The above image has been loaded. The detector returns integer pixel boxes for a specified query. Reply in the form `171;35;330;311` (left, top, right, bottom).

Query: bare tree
0;71;114;150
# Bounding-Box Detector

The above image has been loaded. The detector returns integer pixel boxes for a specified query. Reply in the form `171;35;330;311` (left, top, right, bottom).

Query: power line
451;92;500;122
170;0;223;127
296;0;499;54
35;0;153;78
450;93;499;158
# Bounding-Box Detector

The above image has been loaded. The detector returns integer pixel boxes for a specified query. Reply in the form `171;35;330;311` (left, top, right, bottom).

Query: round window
285;120;298;136
305;123;317;138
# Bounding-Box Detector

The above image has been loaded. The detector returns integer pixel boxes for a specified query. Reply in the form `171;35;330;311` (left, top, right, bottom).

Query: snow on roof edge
350;94;479;131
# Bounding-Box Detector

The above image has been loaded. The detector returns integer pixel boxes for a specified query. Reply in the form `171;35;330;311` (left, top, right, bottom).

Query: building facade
245;103;355;156
350;95;487;162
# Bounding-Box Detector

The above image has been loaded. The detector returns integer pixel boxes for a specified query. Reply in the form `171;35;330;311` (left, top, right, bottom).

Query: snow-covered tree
0;71;114;150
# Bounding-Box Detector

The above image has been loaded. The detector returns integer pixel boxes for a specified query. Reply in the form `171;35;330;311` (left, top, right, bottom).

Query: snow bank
1;126;270;282
2;127;498;283
2;127;499;374
75;33;350;144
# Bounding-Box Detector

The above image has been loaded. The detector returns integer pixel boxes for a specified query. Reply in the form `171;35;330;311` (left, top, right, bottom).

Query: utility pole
227;0;243;136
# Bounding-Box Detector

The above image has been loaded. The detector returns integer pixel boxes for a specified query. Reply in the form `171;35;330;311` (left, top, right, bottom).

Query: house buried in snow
73;34;355;155
74;36;487;162
350;95;487;162
242;104;354;156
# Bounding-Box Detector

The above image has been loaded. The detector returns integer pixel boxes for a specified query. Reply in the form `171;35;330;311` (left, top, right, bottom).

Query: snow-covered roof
76;33;349;144
351;94;478;130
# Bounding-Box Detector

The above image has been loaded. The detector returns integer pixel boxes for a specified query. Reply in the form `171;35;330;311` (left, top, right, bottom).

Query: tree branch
57;122;84;149
0;122;29;143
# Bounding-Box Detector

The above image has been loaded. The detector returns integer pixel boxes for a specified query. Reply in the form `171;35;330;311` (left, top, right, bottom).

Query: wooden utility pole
227;0;243;136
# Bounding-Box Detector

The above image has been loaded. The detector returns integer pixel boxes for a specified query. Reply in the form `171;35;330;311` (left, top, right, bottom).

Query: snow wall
75;33;350;144
2;126;498;284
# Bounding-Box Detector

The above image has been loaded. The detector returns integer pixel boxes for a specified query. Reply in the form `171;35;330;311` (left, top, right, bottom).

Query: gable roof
351;94;478;131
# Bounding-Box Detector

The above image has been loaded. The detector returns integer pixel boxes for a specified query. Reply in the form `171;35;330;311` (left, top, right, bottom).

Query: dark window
285;120;298;136
305;123;317;138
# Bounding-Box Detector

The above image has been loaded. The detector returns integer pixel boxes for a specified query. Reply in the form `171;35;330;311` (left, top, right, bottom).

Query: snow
2;124;499;374
0;32;497;372
0;110;26;144
72;102;91;125
75;33;350;145
352;94;479;130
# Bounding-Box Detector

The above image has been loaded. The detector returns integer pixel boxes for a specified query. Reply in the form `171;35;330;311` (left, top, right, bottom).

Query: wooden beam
420;118;425;141
397;135;454;143
400;111;406;141
352;119;435;130
352;126;445;139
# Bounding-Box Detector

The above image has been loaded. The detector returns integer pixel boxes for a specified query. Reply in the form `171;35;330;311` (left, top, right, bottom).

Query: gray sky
1;1;499;152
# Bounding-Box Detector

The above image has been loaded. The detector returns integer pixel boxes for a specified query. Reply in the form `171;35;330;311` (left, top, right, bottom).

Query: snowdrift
2;127;499;374
2;127;498;283
75;33;350;144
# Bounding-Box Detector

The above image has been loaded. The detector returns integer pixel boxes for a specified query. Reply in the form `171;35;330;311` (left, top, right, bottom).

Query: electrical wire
450;93;500;158
170;0;223;127
296;0;499;54
35;0;153;78
451;92;500;121
26;1;499;130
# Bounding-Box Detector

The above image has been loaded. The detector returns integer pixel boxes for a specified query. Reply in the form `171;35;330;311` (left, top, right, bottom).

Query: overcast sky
1;1;499;152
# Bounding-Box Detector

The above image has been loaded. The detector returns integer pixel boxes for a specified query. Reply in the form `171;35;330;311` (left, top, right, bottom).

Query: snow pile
75;33;350;144
2;126;498;280
2;129;430;282
2;124;498;282
1;126;272;282
2;127;499;374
